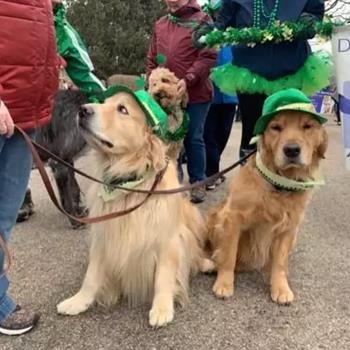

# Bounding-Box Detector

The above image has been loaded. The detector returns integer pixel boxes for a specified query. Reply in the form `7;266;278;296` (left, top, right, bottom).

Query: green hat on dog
96;85;170;142
253;88;328;136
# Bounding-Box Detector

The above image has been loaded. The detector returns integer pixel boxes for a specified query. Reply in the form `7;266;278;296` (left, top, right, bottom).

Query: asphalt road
2;121;350;350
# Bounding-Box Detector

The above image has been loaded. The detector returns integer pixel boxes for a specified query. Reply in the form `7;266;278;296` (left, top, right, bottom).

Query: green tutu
210;50;333;96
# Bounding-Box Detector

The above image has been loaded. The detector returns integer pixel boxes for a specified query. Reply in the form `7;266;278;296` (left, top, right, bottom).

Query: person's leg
217;103;237;156
204;104;221;178
16;188;35;223
185;102;210;203
237;94;267;158
0;131;38;334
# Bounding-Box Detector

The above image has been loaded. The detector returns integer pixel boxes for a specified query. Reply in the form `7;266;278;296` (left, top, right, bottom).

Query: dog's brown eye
117;104;128;115
271;124;282;132
303;123;312;130
161;78;170;83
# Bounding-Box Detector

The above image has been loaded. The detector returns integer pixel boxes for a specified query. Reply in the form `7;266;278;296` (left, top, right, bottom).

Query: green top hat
100;85;170;142
254;88;328;136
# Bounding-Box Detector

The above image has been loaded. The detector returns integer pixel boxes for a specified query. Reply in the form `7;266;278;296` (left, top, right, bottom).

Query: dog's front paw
149;304;174;327
271;285;294;305
199;258;215;273
213;279;234;298
57;294;93;316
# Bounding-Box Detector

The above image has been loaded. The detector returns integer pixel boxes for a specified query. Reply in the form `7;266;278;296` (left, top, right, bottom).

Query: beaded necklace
253;0;280;28
167;14;200;28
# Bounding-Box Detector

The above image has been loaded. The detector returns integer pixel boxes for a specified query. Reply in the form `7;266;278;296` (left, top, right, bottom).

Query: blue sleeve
303;0;325;20
214;0;236;30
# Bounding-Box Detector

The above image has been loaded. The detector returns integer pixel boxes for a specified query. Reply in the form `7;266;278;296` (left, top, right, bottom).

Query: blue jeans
204;103;237;177
0;131;33;322
182;102;210;183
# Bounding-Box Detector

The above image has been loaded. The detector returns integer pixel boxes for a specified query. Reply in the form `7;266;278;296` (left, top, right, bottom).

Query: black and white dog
18;89;89;229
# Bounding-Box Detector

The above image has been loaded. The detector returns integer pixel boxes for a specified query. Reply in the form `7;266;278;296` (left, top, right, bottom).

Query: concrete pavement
2;121;350;350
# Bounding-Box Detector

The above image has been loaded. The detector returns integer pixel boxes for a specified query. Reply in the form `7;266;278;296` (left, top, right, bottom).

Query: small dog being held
207;89;328;304
57;86;209;327
148;67;189;160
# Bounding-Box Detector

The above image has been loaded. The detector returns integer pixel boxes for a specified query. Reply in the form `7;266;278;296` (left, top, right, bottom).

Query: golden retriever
148;67;189;160
56;89;209;327
207;111;328;304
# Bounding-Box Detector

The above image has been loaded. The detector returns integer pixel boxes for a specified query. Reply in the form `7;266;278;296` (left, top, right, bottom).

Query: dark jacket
215;0;325;80
147;0;217;103
0;0;59;130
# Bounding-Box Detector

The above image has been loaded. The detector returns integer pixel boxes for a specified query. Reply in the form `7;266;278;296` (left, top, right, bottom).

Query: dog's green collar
99;170;152;202
256;152;325;192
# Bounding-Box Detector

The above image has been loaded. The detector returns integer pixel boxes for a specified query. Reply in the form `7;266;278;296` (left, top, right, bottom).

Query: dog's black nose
154;91;165;99
283;143;301;158
79;105;94;118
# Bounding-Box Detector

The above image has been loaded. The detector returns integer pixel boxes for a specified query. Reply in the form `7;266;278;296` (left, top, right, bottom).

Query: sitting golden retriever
56;86;208;327
148;67;189;160
207;89;328;304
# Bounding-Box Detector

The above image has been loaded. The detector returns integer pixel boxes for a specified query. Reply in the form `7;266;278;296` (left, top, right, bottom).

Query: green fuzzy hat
102;85;169;142
254;88;328;136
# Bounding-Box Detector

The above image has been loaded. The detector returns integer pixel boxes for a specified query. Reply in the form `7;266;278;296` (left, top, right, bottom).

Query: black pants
237;94;267;155
204;103;237;176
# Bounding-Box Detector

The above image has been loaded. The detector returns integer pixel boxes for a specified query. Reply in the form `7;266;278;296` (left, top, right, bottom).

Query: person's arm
299;0;325;39
183;48;217;89
214;0;236;30
146;30;158;80
303;0;325;21
192;1;236;49
54;3;106;96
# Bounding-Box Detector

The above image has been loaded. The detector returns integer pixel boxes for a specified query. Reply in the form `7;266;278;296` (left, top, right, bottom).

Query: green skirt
210;50;333;96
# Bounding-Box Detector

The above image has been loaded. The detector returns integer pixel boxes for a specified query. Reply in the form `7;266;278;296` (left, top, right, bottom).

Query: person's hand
299;13;317;39
177;79;187;98
192;22;213;49
0;100;14;137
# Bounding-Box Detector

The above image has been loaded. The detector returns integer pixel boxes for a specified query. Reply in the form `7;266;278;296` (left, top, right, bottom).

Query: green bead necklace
253;0;280;28
167;14;200;28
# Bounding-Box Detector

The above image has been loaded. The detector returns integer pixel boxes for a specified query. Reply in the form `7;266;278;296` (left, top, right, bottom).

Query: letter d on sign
338;39;350;52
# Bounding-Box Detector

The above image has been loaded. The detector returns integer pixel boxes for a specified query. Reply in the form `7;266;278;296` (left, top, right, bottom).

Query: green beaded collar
256;151;325;192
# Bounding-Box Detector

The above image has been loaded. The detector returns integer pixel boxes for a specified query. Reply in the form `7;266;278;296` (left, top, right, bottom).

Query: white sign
332;25;350;170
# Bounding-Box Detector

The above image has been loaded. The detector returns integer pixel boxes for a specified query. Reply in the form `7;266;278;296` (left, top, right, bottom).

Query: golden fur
148;67;189;160
207;111;328;304
57;91;208;327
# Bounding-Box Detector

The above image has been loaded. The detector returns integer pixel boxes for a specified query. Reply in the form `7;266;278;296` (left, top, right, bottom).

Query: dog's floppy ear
181;92;189;109
317;127;328;159
147;133;166;171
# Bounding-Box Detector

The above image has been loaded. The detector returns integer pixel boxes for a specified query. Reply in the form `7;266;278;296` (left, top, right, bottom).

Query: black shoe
16;189;35;223
190;184;206;204
0;306;40;336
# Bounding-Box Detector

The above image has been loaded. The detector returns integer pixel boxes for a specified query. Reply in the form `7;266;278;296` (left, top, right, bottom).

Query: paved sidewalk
2;122;350;350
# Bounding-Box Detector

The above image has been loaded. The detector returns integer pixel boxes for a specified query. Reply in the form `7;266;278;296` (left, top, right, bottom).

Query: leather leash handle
15;126;166;224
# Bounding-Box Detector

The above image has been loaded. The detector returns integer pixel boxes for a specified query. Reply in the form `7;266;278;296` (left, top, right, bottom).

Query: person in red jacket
147;0;217;203
0;0;59;335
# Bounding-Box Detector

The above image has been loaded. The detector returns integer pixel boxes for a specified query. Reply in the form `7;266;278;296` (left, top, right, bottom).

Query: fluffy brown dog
56;88;209;327
207;111;328;304
148;67;189;159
